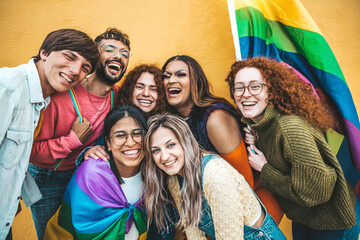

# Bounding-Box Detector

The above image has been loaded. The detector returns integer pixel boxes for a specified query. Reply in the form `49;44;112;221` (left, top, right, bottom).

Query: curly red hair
117;64;167;115
225;57;336;131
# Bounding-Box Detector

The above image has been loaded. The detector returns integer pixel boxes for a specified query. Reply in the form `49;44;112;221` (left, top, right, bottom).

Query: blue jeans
292;197;360;240
28;164;73;240
244;209;287;240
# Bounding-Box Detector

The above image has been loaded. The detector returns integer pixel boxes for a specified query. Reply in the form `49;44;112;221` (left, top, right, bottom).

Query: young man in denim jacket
0;28;99;239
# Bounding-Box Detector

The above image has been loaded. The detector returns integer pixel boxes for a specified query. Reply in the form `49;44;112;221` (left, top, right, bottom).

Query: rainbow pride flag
44;158;147;240
227;0;360;194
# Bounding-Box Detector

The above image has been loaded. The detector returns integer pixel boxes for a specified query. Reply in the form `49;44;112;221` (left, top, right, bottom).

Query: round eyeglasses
232;83;267;97
110;129;144;146
101;44;132;60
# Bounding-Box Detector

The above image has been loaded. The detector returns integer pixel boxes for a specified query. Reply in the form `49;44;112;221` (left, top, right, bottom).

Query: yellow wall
0;0;359;239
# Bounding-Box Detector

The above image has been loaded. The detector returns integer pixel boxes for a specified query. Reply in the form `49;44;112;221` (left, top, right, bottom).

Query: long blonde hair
143;113;203;230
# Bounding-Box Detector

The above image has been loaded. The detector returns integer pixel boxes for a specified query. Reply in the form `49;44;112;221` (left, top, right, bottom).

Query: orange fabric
254;174;284;224
220;139;254;188
33;108;45;140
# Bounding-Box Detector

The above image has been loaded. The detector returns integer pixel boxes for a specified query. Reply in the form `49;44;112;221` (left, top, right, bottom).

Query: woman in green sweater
225;57;360;240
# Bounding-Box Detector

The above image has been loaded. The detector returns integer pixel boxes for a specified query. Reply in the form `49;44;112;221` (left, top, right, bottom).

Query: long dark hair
103;104;148;183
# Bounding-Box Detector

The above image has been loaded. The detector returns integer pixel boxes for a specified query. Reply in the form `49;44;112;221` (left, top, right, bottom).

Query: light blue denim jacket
0;59;46;238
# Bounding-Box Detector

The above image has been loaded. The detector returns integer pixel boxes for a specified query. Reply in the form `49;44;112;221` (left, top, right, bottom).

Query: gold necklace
86;78;109;111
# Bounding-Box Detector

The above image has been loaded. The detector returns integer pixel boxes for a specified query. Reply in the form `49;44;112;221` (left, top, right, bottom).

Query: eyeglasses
232;83;267;97
110;129;144;146
101;44;132;60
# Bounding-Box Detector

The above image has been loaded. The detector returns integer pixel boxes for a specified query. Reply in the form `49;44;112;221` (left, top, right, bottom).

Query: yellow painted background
0;0;359;239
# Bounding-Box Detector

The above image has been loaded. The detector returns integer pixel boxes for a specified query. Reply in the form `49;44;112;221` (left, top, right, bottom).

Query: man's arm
0;87;15;144
30;100;93;165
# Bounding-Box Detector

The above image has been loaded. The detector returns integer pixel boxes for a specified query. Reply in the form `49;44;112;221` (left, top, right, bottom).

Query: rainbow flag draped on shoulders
44;158;147;240
227;0;360;195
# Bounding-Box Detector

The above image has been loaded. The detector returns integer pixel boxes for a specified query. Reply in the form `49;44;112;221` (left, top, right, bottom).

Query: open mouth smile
60;73;74;83
163;159;177;167
138;99;153;106
122;149;140;158
106;60;123;74
167;87;181;96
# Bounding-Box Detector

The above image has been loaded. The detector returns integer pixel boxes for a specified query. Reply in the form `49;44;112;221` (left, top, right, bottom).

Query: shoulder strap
53;88;83;170
201;154;218;184
68;88;83;123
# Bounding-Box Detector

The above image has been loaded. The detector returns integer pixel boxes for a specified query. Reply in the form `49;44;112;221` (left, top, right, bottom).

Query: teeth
108;63;121;71
168;88;181;94
139;100;152;105
242;102;256;106
60;73;73;83
164;159;176;166
123;150;139;155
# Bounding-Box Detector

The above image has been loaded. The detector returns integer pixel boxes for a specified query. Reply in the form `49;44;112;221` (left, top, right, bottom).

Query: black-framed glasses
233;83;267;97
110;129;144;146
101;44;132;60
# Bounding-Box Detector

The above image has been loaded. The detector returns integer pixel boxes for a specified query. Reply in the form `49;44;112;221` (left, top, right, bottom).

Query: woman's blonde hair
143;113;203;230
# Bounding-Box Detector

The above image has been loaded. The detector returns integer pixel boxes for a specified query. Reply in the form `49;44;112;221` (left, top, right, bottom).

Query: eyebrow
113;128;140;134
151;138;174;149
136;82;157;87
66;50;91;69
235;80;263;85
164;69;188;74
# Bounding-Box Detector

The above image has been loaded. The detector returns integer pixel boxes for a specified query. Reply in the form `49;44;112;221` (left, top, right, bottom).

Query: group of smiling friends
1;27;359;240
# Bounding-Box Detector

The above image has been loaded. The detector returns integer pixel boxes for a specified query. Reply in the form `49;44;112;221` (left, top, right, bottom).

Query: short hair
33;29;99;73
94;28;130;50
162;55;229;108
117;64;167;115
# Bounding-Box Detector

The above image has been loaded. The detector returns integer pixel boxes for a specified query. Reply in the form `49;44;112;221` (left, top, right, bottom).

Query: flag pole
227;0;242;61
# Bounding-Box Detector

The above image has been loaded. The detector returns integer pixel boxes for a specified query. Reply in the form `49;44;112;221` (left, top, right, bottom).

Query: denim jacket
0;59;46;238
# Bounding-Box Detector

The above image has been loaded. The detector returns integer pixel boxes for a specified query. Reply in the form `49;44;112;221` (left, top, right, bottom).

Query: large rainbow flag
227;0;360;194
44;158;147;240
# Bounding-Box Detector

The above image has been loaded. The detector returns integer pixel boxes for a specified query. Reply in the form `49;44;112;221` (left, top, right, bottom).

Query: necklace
86;78;110;111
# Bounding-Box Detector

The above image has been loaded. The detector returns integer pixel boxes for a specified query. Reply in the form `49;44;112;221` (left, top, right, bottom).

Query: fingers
84;145;109;161
244;127;251;134
252;145;264;156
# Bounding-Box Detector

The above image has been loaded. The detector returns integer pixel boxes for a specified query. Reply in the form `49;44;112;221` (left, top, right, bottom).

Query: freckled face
150;127;185;176
234;67;268;123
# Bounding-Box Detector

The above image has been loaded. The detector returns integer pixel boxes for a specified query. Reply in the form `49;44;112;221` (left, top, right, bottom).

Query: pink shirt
30;83;119;171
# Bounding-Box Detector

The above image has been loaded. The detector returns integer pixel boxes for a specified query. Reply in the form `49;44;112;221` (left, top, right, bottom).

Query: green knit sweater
242;106;356;230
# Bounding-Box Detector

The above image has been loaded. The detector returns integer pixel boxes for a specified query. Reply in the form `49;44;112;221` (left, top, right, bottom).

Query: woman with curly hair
117;64;167;115
144;113;286;240
225;57;360;239
162;55;284;224
82;64;168;161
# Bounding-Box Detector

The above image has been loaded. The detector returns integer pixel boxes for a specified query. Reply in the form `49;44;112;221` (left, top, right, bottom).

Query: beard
96;59;126;86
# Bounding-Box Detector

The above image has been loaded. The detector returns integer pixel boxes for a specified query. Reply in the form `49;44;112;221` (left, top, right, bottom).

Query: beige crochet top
167;155;261;239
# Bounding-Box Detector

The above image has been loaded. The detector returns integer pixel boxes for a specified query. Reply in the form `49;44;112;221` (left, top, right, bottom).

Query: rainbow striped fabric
44;158;147;240
227;0;360;194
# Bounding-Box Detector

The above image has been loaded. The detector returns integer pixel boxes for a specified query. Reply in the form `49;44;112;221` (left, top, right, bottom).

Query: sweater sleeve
260;121;338;207
30;100;82;164
203;157;261;240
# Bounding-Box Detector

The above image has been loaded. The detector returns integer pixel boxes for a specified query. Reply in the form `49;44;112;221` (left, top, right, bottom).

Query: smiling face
132;72;158;113
163;60;193;113
150;127;185;176
40;49;92;94
96;39;130;86
106;116;144;177
234;67;269;123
